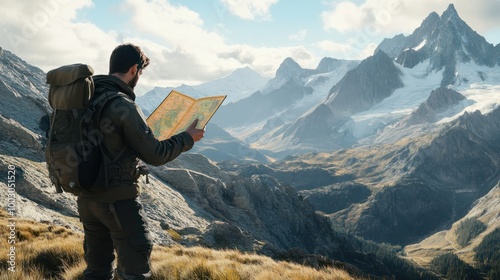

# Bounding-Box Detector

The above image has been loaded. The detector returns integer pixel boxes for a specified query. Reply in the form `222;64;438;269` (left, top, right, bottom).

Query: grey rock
0;115;42;150
405;87;467;124
202;221;254;252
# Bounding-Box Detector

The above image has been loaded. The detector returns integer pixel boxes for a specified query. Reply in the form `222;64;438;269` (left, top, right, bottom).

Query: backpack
45;64;127;195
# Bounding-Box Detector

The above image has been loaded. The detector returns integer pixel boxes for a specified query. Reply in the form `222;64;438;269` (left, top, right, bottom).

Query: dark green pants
77;197;153;280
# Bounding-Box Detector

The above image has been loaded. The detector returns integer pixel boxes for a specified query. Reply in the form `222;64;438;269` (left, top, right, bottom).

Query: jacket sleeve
118;99;194;166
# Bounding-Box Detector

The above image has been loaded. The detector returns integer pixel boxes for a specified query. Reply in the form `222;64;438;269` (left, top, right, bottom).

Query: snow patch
414;39;427;51
350;61;443;138
352;62;500;139
403;39;427;52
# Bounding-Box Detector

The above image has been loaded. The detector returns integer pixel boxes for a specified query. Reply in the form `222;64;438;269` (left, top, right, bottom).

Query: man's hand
185;119;205;142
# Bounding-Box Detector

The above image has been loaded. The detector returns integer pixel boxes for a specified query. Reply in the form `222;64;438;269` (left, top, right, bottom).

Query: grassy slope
0;209;357;280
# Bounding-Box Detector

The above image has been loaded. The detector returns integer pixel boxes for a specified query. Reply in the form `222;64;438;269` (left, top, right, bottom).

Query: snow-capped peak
261;57;305;95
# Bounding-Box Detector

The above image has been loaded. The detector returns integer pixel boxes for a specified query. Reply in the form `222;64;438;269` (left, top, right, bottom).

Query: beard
128;71;139;89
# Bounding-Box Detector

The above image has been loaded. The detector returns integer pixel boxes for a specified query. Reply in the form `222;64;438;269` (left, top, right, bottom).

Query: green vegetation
455;217;487;247
474;227;500;279
429;253;481;280
351;237;439;280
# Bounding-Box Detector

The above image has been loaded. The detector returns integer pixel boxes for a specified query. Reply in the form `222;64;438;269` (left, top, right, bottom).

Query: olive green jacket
79;75;194;202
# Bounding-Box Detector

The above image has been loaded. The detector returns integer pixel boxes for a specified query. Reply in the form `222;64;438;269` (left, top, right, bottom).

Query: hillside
404;184;500;266
0;209;357;280
248;104;500;246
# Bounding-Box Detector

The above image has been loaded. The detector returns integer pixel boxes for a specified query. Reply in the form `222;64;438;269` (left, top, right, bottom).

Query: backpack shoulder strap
81;91;128;124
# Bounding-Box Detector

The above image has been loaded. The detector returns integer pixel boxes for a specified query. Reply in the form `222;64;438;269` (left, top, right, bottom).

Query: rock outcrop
405;87;466;124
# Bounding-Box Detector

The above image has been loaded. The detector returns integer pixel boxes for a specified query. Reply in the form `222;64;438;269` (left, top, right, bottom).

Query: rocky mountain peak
316;57;343;73
260;57;305;95
406;87;466;125
225;66;261;79
441;3;459;22
421;11;440;29
371;49;393;64
425;87;465;110
385;4;499;85
375;34;407;59
276;57;303;79
326;50;403;110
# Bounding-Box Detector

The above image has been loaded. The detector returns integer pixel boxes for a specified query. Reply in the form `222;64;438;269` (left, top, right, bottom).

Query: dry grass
0;209;357;279
150;246;355;280
0;209;83;279
166;228;182;242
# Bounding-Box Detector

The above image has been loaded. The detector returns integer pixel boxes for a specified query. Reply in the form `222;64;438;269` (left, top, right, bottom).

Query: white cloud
358;42;378;60
123;0;316;84
219;0;279;20
315;40;352;54
289;29;308;41
314;39;376;60
322;1;366;33
0;0;310;95
0;0;116;74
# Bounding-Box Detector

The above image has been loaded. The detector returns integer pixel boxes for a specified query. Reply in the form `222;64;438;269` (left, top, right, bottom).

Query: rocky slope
405;87;466;125
0;48;49;133
258;105;500;245
281;50;403;150
404;184;500;267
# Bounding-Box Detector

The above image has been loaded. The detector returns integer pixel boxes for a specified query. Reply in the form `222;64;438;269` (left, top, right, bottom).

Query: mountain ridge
0;48;49;133
136;66;269;115
381;4;498;86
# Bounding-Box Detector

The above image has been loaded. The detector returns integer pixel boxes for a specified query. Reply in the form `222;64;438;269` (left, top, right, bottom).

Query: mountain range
0;41;418;280
144;3;500;270
174;4;499;160
1;3;499;279
136;66;269;116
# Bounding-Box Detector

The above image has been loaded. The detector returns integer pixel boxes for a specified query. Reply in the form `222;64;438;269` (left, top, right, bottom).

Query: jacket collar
93;74;136;101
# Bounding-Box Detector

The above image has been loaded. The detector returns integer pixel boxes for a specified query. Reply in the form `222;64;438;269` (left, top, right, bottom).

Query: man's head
109;43;150;89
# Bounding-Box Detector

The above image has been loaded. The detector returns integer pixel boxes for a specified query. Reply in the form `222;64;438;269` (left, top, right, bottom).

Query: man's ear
128;63;139;76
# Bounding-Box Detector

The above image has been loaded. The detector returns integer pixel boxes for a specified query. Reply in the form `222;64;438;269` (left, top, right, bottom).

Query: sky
1;0;499;95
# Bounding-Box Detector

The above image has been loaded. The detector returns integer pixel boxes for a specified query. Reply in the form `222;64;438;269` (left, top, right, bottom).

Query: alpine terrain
1;3;499;279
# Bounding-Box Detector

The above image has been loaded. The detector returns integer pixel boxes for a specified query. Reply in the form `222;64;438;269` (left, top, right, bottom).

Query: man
77;43;204;279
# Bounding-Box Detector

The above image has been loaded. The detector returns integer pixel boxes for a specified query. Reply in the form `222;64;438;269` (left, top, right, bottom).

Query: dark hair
109;43;150;74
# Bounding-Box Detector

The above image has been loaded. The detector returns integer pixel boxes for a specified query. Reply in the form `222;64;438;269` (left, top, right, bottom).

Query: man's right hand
186;119;205;142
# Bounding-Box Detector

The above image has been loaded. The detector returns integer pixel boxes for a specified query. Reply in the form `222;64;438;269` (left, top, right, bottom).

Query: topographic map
146;90;226;140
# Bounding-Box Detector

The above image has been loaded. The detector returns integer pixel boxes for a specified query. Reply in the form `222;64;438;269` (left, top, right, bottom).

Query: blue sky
1;0;499;95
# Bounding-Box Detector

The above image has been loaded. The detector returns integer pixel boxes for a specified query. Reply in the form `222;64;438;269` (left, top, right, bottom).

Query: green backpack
45;64;126;195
